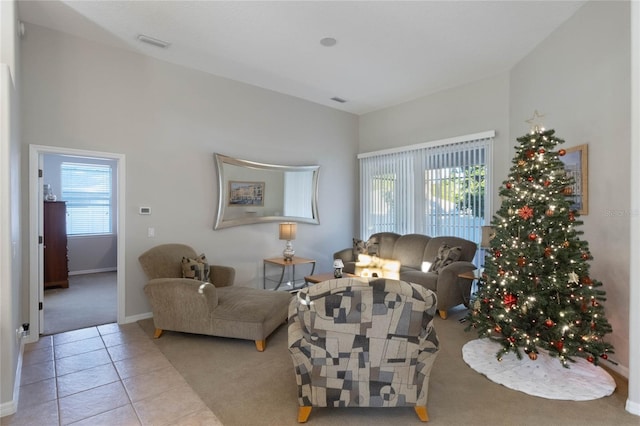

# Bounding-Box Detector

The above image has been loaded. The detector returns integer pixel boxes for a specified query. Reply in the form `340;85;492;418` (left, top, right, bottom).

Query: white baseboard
124;311;153;324
0;338;25;418
69;267;117;276
626;398;640;416
0;399;17;418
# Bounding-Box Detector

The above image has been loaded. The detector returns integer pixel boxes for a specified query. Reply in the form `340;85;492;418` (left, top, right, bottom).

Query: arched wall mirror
214;154;320;229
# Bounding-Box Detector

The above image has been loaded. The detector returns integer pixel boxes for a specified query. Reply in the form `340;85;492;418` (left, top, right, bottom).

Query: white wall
20;24;358;320
510;0;630;371
0;0;23;416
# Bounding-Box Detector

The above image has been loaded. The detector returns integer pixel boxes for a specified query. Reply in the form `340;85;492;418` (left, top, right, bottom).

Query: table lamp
279;222;297;261
480;226;496;248
333;259;344;278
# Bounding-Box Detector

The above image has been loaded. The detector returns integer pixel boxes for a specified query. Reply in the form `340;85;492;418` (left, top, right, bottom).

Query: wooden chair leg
297;406;312;423
255;340;266;352
153;328;163;339
414;406;429;422
438;310;448;320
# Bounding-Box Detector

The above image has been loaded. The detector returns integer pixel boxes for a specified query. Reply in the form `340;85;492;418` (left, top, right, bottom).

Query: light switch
139;207;151;215
148;227;155;237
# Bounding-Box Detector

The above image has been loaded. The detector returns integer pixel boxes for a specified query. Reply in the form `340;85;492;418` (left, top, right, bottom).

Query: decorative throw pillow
181;254;210;282
353;238;367;258
353;236;381;258
365;236;380;256
429;244;462;273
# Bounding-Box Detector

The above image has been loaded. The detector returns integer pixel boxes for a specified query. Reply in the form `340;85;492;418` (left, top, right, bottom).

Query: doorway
29;145;125;338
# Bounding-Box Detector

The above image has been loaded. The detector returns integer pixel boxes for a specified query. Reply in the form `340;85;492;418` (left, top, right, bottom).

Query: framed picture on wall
560;144;588;215
228;181;265;206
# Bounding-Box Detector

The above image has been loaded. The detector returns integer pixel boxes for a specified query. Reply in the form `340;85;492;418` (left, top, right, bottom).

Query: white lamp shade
333;259;344;268
279;222;297;240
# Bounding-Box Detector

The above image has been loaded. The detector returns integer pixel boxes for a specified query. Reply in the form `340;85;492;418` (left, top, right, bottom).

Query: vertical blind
359;132;493;252
60;162;113;235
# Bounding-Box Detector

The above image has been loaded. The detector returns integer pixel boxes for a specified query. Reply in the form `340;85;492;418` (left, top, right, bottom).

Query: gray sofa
333;233;477;319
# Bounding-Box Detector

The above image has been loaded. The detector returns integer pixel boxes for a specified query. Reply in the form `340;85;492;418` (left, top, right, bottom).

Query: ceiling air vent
330;97;347;103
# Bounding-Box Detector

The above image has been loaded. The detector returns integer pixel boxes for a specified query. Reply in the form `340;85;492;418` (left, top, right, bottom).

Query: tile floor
2;323;223;425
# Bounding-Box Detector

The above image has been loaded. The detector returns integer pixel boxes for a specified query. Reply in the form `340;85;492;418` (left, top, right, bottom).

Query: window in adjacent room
359;131;493;249
60;162;113;235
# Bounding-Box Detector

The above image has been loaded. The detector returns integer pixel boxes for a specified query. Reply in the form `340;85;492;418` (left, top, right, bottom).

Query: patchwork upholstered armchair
288;277;440;422
139;243;292;351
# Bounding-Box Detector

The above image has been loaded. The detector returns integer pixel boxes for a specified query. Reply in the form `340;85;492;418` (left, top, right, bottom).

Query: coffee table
304;272;358;284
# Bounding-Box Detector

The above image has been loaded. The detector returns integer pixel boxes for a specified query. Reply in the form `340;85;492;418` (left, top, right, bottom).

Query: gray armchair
139;243;292;351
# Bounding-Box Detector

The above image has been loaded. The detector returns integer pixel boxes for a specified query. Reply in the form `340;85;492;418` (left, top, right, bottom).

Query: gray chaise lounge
139;243;293;351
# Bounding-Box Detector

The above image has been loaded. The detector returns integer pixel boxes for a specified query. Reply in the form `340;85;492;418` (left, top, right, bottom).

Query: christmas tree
467;123;614;367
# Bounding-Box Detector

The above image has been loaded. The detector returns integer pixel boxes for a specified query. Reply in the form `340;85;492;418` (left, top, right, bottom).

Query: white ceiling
17;0;587;115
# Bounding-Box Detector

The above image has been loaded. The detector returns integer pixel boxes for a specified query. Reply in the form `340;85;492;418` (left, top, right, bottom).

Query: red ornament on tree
526;149;536;159
494;250;502;258
539;148;546;154
581;252;590;260
587;356;594;363
544;318;554;328
558;149;567;156
519;205;534;220
506;182;512;189
517;256;526;267
556;341;564;351
569;211;575;221
563;186;573;195
528;233;537;241
544;180;551;186
503;293;517;308
544;247;552;257
601;354;608;360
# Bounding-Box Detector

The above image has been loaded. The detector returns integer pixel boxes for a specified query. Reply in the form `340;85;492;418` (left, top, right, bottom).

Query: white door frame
28;144;126;339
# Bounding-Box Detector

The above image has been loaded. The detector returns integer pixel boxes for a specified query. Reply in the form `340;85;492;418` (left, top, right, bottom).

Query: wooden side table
264;257;316;291
458;269;484;305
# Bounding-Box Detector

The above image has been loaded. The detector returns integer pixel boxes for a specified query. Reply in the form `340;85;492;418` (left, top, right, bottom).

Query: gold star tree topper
526;110;546;132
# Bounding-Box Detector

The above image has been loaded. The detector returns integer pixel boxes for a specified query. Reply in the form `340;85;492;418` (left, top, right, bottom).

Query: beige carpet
137;306;637;426
44;271;117;335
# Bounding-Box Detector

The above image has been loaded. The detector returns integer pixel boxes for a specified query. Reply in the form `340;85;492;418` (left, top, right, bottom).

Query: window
60;162;113;235
359;131;493;260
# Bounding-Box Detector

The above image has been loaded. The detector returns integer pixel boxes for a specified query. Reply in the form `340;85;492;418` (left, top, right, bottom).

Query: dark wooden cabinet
44;201;69;288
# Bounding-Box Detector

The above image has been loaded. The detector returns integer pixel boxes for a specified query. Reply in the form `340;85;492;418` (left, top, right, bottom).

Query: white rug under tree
462;338;616;401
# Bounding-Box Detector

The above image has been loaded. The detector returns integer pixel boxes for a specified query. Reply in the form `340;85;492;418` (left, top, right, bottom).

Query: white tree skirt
462;338;616;401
